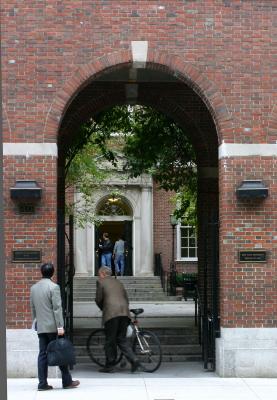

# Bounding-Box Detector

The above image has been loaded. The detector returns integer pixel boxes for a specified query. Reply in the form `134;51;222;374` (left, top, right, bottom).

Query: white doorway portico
74;175;154;277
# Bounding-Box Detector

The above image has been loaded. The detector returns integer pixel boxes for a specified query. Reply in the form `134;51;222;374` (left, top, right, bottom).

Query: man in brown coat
95;266;140;373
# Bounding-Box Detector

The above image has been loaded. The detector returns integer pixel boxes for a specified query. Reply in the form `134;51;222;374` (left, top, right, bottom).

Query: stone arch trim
43;49;132;139
96;193;133;217
44;48;232;144
147;50;233;142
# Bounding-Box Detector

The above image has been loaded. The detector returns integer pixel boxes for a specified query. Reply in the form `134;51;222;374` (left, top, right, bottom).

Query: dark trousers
38;333;72;388
104;316;138;367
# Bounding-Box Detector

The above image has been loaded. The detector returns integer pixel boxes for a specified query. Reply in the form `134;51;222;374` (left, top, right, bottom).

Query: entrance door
94;220;133;276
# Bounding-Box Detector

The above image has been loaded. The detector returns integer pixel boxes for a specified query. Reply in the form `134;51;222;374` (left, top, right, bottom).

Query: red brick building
1;1;276;377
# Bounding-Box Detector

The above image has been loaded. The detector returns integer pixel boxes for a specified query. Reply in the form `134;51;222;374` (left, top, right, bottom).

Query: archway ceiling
59;68;218;167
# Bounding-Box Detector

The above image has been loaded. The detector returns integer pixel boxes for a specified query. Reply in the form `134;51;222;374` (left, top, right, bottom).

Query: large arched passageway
57;60;221;371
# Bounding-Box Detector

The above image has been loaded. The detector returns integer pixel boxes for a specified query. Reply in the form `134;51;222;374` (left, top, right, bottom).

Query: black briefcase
47;337;76;366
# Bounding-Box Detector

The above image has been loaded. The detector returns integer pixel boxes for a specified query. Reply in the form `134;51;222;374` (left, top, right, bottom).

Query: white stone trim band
219;143;277;158
3;143;57;157
131;41;148;68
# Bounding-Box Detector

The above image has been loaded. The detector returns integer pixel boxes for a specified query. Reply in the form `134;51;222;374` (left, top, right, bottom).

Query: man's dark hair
41;263;54;278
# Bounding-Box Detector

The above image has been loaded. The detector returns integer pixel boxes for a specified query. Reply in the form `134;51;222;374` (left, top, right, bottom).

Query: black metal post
57;155;66;327
0;27;8;398
68;215;74;343
172;225;175;266
203;220;209;369
169;214;177;270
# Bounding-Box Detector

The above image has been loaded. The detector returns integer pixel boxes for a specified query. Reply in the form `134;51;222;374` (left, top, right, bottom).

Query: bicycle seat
130;308;144;316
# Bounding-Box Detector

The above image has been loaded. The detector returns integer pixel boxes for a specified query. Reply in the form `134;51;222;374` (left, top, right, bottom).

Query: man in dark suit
95;266;140;373
30;263;80;391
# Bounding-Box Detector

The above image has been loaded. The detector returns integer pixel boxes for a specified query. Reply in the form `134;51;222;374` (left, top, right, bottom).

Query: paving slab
7;362;277;400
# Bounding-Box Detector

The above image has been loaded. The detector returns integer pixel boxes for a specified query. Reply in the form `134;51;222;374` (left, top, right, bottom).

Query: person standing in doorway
95;266;141;373
30;263;80;391
113;235;125;276
99;232;114;269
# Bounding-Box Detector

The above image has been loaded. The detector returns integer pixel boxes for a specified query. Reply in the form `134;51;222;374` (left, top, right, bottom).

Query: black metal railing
199;213;220;372
154;253;168;292
196;285;212;370
201;310;219;371
64;215;75;343
167;264;199;326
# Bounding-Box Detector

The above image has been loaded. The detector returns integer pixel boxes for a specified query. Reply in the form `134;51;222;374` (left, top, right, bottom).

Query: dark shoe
38;384;53;391
119;359;127;368
63;380;80;389
131;360;142;373
99;366;115;373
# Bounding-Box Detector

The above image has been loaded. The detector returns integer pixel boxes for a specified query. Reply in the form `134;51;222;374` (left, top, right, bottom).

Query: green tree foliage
66;105;197;227
95;106;197;225
65;131;107;228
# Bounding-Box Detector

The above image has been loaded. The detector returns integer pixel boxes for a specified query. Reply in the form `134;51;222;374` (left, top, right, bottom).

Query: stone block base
6;329;59;378
216;328;277;377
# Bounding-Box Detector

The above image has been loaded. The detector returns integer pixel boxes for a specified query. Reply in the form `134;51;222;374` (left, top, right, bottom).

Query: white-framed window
176;225;198;261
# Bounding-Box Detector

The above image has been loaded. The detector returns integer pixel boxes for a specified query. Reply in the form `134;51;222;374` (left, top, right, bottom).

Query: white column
86;224;93;276
139;186;153;276
74;226;88;276
133;217;140;276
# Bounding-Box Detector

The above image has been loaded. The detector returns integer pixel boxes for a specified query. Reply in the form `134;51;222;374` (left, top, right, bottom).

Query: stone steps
74;293;172;302
73;326;201;364
75;354;202;364
73;276;179;302
72;277;201;364
76;344;201;356
74;333;200;346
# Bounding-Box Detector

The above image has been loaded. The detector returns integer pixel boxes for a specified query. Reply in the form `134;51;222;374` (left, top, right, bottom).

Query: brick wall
4;156;57;328
1;1;276;329
153;181;175;271
2;1;276;143
220;157;277;327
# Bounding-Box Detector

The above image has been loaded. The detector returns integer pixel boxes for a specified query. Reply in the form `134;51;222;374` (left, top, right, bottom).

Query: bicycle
86;308;162;372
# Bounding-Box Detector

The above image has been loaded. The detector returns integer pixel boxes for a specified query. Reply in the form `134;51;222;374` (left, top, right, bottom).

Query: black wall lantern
10;180;42;213
236;180;268;199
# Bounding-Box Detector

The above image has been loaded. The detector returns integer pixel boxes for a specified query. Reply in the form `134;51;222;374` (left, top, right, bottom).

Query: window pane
188;228;194;237
181;238;187;247
189;248;196;258
179;225;197;259
181;248;188;258
180;228;187;238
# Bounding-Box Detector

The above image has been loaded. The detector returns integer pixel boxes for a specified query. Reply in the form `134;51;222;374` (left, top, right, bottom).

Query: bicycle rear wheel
86;328;123;367
133;330;162;372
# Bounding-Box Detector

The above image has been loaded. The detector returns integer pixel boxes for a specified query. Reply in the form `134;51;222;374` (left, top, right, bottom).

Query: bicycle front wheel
133;330;162;372
86;328;123;367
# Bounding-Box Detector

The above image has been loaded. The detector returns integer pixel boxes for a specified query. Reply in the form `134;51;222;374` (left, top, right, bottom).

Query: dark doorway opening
95;220;133;276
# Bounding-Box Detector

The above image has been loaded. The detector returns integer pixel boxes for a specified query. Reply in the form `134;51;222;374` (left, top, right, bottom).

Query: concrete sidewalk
8;362;277;400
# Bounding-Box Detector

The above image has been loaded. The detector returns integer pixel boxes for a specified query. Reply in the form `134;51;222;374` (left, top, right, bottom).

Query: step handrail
154;253;168;293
